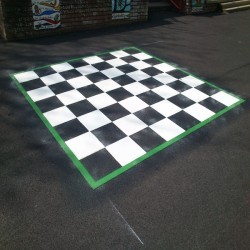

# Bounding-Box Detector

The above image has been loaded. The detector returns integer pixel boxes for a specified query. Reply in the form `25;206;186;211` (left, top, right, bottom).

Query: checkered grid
14;48;242;182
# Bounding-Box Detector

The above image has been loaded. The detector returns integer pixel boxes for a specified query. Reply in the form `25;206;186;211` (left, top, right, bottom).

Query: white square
95;79;120;92
57;89;85;105
44;106;76;127
114;114;147;136
101;68;124;78
184;103;215;121
78;110;111;131
110;50;130;58
153;73;177;85
76;65;98;76
133;52;152;60
27;86;55;102
182;88;209;102
130;61;151;70
67;76;93;89
106;58;127;67
51;62;74;73
119;96;148;113
66;132;104;160
123;82;149;95
180;76;204;87
106;137;146;166
152;100;182;118
127;70;150;81
83;56;104;65
150;118;185;141
152;85;179;99
41;73;65;85
14;71;39;83
154;63;176;73
88;93;116;109
212;91;239;106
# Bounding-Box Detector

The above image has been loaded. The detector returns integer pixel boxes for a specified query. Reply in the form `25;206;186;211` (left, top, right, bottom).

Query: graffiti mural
191;0;205;12
112;0;131;19
32;0;61;30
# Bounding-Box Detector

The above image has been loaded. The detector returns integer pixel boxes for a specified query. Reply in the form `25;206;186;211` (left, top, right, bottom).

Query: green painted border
10;46;245;189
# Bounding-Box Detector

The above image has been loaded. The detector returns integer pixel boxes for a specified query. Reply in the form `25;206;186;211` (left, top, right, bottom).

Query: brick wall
0;0;148;40
0;0;6;38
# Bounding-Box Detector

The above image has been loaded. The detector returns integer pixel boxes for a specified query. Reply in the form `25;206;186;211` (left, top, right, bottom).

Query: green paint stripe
135;47;245;102
10;46;137;76
93;99;244;188
11;46;245;190
10;75;97;189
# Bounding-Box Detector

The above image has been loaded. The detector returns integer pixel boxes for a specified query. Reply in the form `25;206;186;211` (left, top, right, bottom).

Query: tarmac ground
0;10;249;250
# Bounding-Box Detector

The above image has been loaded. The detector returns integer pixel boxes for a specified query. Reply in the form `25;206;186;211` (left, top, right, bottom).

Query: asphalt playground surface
0;10;249;250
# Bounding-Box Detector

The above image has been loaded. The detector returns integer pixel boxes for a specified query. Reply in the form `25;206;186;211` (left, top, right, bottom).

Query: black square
86;72;108;83
107;87;133;101
134;107;165;125
36;96;64;113
167;70;189;79
100;103;130;121
68;59;88;68
113;75;135;86
143;58;161;66
81;148;121;180
99;53;116;61
93;62;113;71
139;77;163;89
142;67;162;76
168;111;200;130
196;84;220;96
130;127;165;152
117;64;137;74
21;78;46;91
137;91;164;105
59;69;83;80
34;67;57;77
78;84;103;98
92;123;126;147
124;48;140;55
55;119;88;141
167;80;191;92
50;81;74;94
122;55;139;63
168;94;195;109
199;97;226;113
67;99;96;116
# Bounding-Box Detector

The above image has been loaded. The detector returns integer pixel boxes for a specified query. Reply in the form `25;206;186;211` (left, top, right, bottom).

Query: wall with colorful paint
32;0;61;30
0;0;148;40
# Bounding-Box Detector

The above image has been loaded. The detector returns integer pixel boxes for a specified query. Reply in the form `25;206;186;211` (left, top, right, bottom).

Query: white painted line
109;200;144;245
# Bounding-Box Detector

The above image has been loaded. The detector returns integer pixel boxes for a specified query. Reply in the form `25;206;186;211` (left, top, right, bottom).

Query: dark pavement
0;10;249;250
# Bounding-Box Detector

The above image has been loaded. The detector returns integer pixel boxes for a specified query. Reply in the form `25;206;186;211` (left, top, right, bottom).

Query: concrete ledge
224;4;250;11
221;0;250;8
221;0;250;12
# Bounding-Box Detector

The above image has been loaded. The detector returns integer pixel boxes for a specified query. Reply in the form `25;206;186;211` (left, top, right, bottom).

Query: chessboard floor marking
11;47;244;189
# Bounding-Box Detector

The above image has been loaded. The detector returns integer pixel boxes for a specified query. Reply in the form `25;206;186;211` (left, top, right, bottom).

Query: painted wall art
32;0;61;30
191;0;205;12
112;0;131;19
